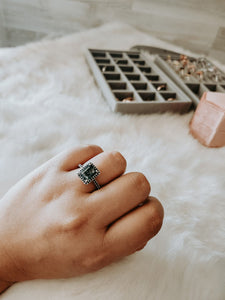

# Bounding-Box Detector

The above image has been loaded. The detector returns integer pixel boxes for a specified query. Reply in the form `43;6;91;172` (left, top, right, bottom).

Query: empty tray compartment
153;83;168;91
160;92;177;101
186;83;202;97
104;73;120;80
119;65;134;73
110;52;123;58
139;66;151;73
145;74;160;81
139;92;157;101
91;51;106;58
133;60;146;66
205;84;218;92
125;73;140;80
115;59;129;65
95;58;111;64
127;53;140;59
132;82;148;90
99;65;115;72
114;92;135;102
108;81;127;90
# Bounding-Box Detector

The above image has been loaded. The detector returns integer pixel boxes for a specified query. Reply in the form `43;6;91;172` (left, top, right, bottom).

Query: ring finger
68;151;127;193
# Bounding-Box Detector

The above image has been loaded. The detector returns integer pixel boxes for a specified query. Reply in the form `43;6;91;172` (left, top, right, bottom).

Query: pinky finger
104;196;164;259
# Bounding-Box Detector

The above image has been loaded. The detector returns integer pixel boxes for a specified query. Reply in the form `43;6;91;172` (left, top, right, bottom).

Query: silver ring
77;162;101;190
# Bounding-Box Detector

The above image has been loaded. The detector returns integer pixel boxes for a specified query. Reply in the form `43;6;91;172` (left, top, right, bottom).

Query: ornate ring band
77;162;101;190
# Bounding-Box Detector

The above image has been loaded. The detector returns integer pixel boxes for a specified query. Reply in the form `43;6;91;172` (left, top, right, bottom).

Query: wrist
0;280;13;294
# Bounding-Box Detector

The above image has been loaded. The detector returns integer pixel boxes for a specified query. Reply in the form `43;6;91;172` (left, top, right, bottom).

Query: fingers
90;172;151;227
104;197;164;259
68;151;127;193
54;145;103;171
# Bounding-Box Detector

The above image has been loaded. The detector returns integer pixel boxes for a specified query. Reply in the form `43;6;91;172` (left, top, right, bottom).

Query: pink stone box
189;92;225;147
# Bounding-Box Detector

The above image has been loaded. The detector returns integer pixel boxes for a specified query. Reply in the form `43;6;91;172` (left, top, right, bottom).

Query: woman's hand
0;145;163;288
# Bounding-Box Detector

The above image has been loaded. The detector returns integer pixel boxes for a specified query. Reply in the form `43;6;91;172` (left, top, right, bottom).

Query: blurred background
0;0;224;62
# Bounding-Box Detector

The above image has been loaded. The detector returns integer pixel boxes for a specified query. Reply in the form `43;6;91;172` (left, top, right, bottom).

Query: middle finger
89;172;151;227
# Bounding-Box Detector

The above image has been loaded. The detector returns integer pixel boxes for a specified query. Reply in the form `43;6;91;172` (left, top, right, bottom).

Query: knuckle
62;211;88;233
62;145;103;162
62;145;78;157
56;146;79;168
131;172;151;195
82;251;108;272
85;144;103;156
110;151;127;170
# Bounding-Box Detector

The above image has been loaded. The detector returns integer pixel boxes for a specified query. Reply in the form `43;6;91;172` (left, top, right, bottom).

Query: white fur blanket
0;22;225;300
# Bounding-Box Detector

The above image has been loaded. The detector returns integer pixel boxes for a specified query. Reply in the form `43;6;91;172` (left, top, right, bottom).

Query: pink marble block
189;92;225;147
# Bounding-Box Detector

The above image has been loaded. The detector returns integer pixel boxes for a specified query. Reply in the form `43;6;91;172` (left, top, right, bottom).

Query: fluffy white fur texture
0;22;225;300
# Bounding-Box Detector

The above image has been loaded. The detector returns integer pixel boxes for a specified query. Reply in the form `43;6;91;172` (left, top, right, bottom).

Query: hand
0;145;163;286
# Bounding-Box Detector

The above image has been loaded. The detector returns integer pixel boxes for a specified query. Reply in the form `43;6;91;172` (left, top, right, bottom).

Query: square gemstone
78;162;100;184
83;165;96;178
